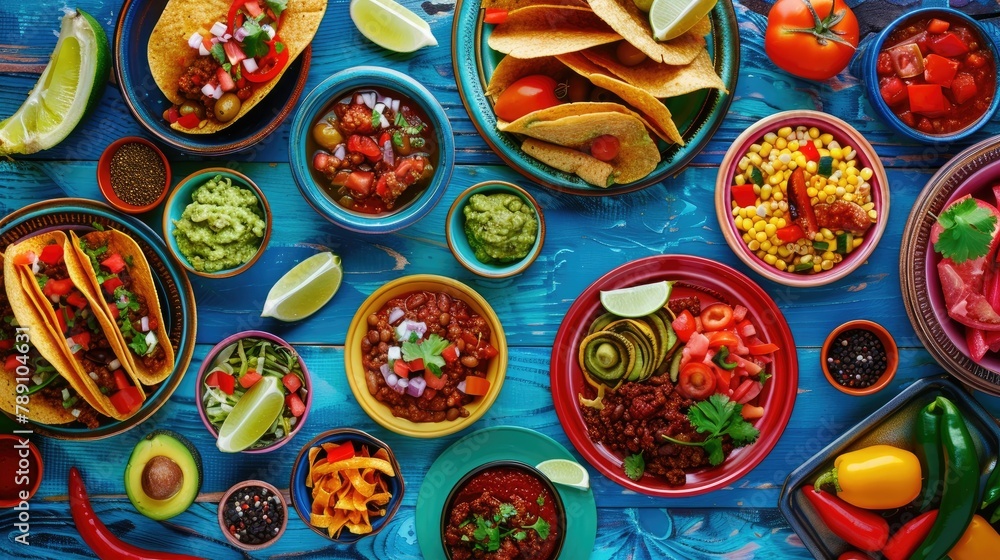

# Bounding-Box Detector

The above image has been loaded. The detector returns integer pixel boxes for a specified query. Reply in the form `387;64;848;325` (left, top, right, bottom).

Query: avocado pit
141;455;183;500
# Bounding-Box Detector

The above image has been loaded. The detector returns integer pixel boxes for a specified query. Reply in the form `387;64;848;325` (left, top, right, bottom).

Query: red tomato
732;183;758;208
110;386;143;415
677;362;717;400
218;371;235;395
926;18;950;34
708;330;740;349
590;135;620;162
345;171;375;196
113;370;131;391
951;73;979;104
672;309;698;343
176;112;201;129
700;303;735;331
923;54;959;87
441;344;459;364
282;373;302;393
494;75;561;122
775;224;806;243
285;393;306;417
100;253;127;274
43;278;75;298
928;32;969;57
38;244;64;265
239;370;262;388
424;372;447;390
908;84;948;116
483;7;507;24
765;0;859;80
879;76;908;106
4;354;22;372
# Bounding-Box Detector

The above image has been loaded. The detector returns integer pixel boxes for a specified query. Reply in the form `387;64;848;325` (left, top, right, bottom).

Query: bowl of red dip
860;8;999;143
441;460;566;560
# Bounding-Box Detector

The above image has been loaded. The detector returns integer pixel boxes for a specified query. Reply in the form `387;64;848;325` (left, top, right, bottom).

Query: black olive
86;348;111;364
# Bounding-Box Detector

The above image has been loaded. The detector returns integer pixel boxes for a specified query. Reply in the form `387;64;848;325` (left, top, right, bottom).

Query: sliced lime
349;0;438;53
0;9;110;155
216;376;284;453
261;252;343;321
536;459;590;491
599;281;673;318
649;0;718;41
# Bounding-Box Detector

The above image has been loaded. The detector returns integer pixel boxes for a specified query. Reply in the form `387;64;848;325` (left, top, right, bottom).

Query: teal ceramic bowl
161;168;271;278
289;66;455;234
445;181;544;278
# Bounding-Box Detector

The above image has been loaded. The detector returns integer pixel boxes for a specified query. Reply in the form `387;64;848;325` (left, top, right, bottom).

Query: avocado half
124;430;203;520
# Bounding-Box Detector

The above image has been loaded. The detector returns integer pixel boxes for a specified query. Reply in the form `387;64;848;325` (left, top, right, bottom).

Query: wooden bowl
821;320;898;396
217;479;287;551
97;137;171;214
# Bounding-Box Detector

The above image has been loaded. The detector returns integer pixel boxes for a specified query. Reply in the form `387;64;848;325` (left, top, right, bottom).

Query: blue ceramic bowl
289;428;405;543
161;168;271;278
113;0;311;155
859;7;1000;144
289;66;455;234
445;181;545;278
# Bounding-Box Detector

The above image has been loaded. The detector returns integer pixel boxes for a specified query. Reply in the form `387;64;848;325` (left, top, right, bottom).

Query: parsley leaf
210;42;226;65
497;503;517;521
521;517;550;540
536;494;545;507
661;394;761;466
401;333;449;377
371;108;382;130
934;197;997;263
265;0;287;18
623;452;645;481
240;17;270;58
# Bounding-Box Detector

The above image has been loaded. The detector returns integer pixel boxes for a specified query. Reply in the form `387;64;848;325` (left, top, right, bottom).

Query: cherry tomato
678;362;717;400
494;75;561;122
765;0;859;80
700;303;735;331
590;135;620;161
708;330;740;349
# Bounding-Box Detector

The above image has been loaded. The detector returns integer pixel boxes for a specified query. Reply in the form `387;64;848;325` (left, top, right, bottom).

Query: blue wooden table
3;0;1000;558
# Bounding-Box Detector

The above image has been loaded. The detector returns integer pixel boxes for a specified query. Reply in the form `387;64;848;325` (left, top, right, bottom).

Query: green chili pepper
712;346;738;371
911;396;981;560
914;404;944;512
982;462;1000;510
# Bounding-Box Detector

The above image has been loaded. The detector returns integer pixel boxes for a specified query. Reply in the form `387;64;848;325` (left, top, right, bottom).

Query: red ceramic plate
550;255;799;497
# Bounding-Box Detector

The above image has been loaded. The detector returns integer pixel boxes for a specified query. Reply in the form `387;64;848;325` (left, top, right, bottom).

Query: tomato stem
784;0;857;49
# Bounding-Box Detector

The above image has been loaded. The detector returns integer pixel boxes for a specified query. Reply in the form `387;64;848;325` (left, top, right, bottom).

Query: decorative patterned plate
900;135;1000;396
550;255;798;497
414;426;597;559
452;0;739;195
0;199;197;439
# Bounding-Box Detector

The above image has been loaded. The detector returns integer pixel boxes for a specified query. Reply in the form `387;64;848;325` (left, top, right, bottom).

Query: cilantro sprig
624;452;645;481
462;501;551;552
662;394;760;466
934;197;997;263
401;333;449;376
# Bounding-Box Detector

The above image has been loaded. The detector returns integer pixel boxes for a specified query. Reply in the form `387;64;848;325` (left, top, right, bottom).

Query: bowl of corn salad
715;111;890;287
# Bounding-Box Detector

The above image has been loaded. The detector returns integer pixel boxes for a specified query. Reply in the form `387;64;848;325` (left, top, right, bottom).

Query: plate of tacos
114;0;327;155
453;0;738;194
0;199;196;439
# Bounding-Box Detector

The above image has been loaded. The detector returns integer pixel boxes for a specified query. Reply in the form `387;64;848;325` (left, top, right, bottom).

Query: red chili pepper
799;140;820;162
882;510;939;560
324;441;355;463
69;467;206;560
175;112;201;129
787;167;818;235
483;7;508;24
801;485;889;552
243;39;289;83
774;224;805;243
732;183;758;208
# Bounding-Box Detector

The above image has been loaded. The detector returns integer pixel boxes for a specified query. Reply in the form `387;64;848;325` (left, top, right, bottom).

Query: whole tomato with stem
765;0;859;80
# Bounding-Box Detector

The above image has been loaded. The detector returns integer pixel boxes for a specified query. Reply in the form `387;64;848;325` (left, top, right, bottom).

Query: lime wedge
599;280;673;318
349;0;438;53
261;252;343;321
216;376;284;453
536;459;590;491
633;0;654;12
0;9;110;156
649;0;718;41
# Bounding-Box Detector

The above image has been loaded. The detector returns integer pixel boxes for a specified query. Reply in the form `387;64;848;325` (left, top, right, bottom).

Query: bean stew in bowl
345;275;508;438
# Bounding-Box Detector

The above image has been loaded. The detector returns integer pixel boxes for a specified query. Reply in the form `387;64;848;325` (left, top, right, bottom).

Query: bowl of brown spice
97;136;171;214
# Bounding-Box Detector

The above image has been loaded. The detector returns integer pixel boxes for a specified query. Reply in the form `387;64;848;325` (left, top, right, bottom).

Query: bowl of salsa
860;8;998;143
289;66;455;234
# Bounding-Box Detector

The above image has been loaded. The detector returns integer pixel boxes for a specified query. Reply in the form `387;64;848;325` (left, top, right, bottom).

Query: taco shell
587;0;706;65
521;138;616;187
67;229;175;386
581;46;726;99
148;0;327;133
487;5;622;58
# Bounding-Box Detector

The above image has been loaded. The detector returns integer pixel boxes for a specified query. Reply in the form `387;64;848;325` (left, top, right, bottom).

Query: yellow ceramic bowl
345;275;508;438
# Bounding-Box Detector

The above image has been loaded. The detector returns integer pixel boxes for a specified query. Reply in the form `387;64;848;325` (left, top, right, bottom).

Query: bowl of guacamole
162;168;271;278
446;181;545;278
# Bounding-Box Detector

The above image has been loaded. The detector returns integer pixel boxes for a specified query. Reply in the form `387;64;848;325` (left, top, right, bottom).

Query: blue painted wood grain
2;0;1000;557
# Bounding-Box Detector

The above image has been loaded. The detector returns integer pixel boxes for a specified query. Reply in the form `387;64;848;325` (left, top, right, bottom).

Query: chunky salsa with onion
308;88;436;214
876;14;996;134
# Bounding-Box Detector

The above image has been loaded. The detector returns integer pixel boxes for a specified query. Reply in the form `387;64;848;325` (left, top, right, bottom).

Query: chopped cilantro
497;503;517;521
371;109;382;130
265;0;288;18
521;517;550;540
536;494;545;507
624;452;645;481
934;197;997;263
240;18;270;58
402;333;449;377
210;42;226;65
392;131;404;148
274;41;285;54
394;112;407;127
662;394;760;466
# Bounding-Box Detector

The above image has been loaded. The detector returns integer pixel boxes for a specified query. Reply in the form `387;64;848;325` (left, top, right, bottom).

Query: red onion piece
388;307;405;324
406;376;426;397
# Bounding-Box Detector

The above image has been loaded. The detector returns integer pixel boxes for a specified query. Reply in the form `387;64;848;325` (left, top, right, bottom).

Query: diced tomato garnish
731;355;763;376
240;370;262;389
748;342;780;355
218;371;235;395
407;357;424;373
205;370;220;388
110;386;143;415
100;253;127;274
165;106;180;124
348;134;382;159
43;278;74;298
108;305;120;320
374;174;390;199
147;317;158;330
926;18;950;34
4;354;22;372
732;378;763;404
424;372;447;391
285;392;306;417
714;367;732;395
113;370;131;391
176;112;202;129
879;76;908;106
223;40;246;66
422;387;437;400
38;244;64;265
928;32;970;57
798;140;820;162
480;343;499;359
907;84;949;116
72;331;91;351
732;183;757;208
102;276;124;295
216;67;236;92
0;339;13;351
393;359;410;378
708;330;740;349
64;292;87;310
324;441;355;463
951;72;978;105
700;303;735;331
462;376;491;396
243;0;263;18
741;404;765;420
875;51;894;75
672;309;698;343
442;344;460;363
282;373;302;393
732;305;748;323
484;7;508;24
55;308;68;335
11;251;35;266
344;171;374;196
923;54;959;87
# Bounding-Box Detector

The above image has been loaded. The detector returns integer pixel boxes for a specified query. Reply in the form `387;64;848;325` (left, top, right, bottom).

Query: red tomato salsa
876;14;996;134
443;464;562;560
308;88;437;214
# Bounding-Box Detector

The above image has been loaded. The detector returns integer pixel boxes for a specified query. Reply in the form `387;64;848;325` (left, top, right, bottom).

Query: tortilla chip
557;52;683;144
521;138;616;187
582;46;725;98
690;15;713;37
488;6;622;58
307;443;396;539
482;0;587;9
148;0;327;134
588;0;705;65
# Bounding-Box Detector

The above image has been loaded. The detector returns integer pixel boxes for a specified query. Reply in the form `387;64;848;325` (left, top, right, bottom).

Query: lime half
349;0;438;53
536;459;590;491
216;376;284;453
649;0;718;41
0;9;110;156
261;252;343;321
599;281;673;318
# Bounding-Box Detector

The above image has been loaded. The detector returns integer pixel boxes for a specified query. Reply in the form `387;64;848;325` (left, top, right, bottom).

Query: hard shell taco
148;0;327;133
5;233;146;421
66;229;175;386
0;253;106;428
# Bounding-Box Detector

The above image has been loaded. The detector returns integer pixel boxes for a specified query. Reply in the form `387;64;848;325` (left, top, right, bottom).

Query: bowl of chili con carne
859;8;999;144
820;320;899;396
97;137;172;214
344;274;508;438
289;66;455;234
441;460;566;560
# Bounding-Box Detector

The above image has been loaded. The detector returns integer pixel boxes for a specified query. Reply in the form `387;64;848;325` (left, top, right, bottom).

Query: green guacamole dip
172;175;266;273
463;193;538;264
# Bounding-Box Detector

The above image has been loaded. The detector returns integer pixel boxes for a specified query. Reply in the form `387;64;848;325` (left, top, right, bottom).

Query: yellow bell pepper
813;444;921;509
949;515;1000;560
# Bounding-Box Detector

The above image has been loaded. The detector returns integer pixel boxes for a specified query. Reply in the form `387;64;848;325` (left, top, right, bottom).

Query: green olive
312;120;344;151
616;41;647;67
178;101;205;119
565;75;592;103
213;93;241;123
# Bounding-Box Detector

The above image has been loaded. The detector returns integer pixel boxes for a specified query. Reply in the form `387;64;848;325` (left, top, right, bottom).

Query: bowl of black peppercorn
821;320;899;396
97;136;172;214
218;479;287;551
